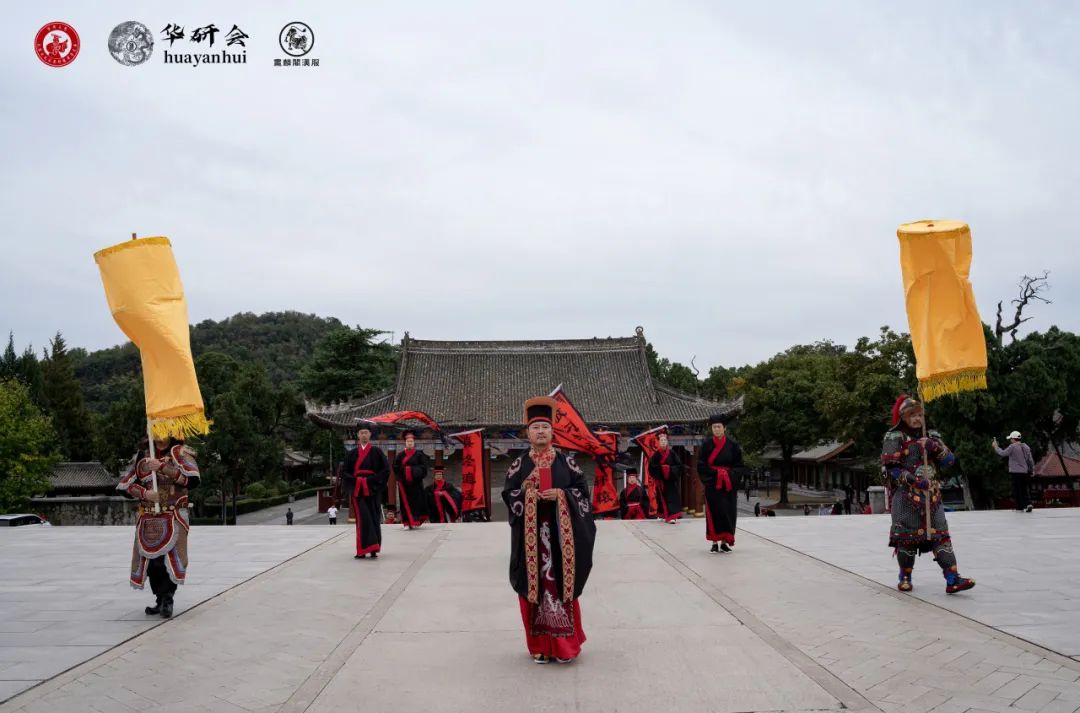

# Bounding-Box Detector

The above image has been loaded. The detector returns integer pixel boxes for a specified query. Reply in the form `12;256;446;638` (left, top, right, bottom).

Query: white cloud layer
2;1;1077;369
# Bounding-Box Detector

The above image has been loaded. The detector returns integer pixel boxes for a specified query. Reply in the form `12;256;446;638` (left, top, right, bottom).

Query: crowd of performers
614;416;744;553
114;391;977;663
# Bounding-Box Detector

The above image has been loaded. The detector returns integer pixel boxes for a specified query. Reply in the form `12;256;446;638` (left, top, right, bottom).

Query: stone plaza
1;509;1078;713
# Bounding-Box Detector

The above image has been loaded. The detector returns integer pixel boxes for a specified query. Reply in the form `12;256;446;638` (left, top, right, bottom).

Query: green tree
0;379;59;512
825;327;914;464
0;334;16;380
92;375;146;474
645;342;703;394
734;349;840;504
929;325;1080;505
1;334;47;407
16;346;47;407
196;354;289;521
701;365;734;401
41;332;94;460
300;327;397;402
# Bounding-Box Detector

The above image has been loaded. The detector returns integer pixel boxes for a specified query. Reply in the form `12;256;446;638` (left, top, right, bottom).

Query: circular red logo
35;22;80;67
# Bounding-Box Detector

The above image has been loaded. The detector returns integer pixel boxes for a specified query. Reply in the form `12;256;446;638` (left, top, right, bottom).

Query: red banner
633;426;668;518
450;429;486;513
592;431;620;517
364;411;441;431
548;386;614;457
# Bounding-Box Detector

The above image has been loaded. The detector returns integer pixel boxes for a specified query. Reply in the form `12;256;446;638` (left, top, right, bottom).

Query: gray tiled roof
50;462;117;493
793;441;855;462
761;441;855;462
307;332;740;430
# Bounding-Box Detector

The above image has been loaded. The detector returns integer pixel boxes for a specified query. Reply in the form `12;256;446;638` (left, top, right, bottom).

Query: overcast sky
3;2;1077;372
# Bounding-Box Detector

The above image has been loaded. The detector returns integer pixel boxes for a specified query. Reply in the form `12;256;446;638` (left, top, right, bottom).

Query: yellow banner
897;220;988;401
94;237;210;439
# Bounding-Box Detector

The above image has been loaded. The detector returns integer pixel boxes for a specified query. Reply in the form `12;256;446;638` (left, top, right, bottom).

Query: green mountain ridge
72;311;347;414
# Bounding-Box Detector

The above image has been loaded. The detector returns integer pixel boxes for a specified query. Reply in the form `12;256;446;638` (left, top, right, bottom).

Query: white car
0;513;51;527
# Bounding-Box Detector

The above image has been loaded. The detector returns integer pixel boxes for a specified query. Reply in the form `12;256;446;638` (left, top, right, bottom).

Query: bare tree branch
995;271;1051;344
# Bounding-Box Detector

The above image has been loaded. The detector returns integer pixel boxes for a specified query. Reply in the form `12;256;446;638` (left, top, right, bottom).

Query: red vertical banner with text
451;429;486;515
633;426;667;518
591;431;620;518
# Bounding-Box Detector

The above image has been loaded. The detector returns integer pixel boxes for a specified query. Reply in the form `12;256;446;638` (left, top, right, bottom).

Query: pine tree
1;333;16;380
41;332;94;461
17;346;47;408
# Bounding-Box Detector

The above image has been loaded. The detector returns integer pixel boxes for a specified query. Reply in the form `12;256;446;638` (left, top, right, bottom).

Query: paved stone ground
1;512;1079;713
0;526;338;702
236;496;322;526
740;508;1080;660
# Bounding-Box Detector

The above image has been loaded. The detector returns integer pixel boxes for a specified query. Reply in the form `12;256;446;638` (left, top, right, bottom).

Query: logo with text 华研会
275;22;319;68
35;21;80;67
158;21;249;67
108;21;154;66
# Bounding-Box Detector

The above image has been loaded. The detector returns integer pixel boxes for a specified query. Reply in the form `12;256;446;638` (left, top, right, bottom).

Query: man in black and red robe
648;428;684;523
425;466;463;523
340;421;389;559
502;396;596;665
619;468;648;520
697;414;744;553
393;430;429;529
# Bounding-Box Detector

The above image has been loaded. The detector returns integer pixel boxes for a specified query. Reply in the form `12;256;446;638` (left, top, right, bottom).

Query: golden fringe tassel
93;236;172;261
919;369;987;402
149;411;212;440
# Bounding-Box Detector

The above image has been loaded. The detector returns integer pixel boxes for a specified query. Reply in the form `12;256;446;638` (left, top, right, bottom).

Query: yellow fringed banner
94;237;211;439
896;220;988;401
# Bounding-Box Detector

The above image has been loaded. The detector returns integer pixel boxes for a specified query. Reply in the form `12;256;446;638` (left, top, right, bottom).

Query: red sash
401;449;415;483
659;449;671;480
353;444;374;497
434;481;458;522
707;437;732;491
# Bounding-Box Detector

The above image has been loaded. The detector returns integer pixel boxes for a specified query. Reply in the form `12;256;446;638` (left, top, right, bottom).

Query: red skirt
518;597;586;660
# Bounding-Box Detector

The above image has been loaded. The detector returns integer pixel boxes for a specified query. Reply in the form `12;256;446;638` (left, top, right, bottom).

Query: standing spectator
993;431;1035;512
754;501;761;517
803;503;811;516
286;507;294;525
328;505;338;525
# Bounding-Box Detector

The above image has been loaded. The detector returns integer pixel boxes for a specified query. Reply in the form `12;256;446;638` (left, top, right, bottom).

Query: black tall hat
523;396;558;426
708;413;733;426
355;419;379;435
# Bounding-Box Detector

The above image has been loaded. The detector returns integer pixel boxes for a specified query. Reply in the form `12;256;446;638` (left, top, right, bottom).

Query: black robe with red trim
425;480;463;523
648;448;684;520
697;436;744;544
501;450;596;601
393;449;430;527
619;483;648;520
341;445;389;555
